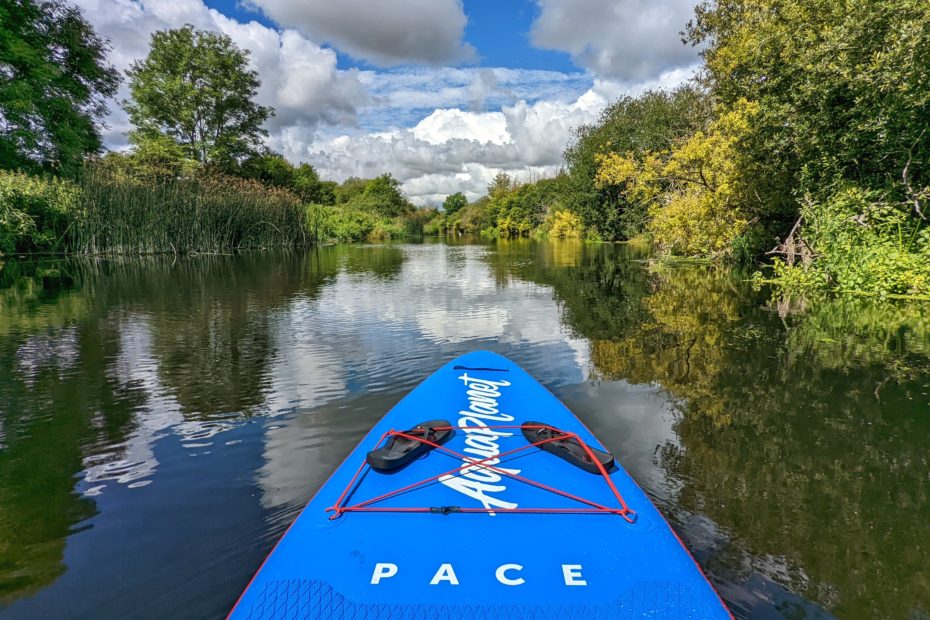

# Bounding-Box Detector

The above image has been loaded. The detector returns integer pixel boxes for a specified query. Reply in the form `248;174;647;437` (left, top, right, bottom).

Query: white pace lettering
371;563;398;584
429;563;459;585
562;564;587;586
495;564;525;586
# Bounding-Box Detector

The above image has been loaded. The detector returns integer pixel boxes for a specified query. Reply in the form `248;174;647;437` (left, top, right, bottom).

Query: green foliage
487;172;516;202
543;209;583;239
772;187;930;298
124;25;272;168
74;162;308;254
596;100;764;258
0;171;80;254
492;176;570;237
334;177;368;204
332;174;413;218
239;152;295;188
688;0;930;203
293;164;330;204
563;87;711;241
307;202;409;243
684;0;930;291
433;174;574;238
359;174;413;218
120;132;199;180
404;207;439;236
442;192;468;216
0;0;120;176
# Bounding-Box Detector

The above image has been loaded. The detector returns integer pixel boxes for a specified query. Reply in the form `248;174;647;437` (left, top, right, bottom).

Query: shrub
544;209;583;239
773;186;930;297
0;171;80;254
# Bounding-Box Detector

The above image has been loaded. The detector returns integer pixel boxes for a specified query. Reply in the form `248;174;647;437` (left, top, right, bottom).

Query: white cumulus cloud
245;0;474;66
531;0;700;81
302;82;624;204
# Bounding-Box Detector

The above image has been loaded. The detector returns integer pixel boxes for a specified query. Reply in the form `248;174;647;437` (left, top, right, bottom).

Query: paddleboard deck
229;350;731;619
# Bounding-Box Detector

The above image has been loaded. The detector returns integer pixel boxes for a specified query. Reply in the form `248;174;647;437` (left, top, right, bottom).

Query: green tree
442;192;468;216
0;0;120;176
686;0;930;289
239;152;295;188
360;174;412;217
124;25;272;168
334;177;369;204
686;0;930;232
564;87;711;241
126;132;198;179
487;172;515;201
316;180;337;205
292;163;326;203
333;174;412;218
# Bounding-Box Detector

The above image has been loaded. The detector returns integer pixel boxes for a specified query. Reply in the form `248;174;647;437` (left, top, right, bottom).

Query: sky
76;0;702;205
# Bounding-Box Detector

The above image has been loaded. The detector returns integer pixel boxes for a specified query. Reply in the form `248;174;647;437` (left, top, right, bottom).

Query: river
0;239;928;619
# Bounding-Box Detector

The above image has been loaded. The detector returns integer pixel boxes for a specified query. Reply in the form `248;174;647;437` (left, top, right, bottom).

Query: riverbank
0;165;439;256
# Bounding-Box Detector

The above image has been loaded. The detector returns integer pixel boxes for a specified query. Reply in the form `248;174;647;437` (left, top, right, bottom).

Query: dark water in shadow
0;239;928;619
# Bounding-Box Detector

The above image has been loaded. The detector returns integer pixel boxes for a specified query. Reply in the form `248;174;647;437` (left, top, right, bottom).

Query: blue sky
78;0;700;203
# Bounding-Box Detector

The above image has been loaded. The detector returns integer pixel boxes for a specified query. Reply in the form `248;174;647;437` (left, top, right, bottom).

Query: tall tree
124;25;272;169
360;174;412;217
0;0;120;176
686;0;930;207
442;192;468;216
563;87;711;241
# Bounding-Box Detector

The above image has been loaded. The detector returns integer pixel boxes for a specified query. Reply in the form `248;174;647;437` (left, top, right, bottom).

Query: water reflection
490;244;930;619
0;242;928;619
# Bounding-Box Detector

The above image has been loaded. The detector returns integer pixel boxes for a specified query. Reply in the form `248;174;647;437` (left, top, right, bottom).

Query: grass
74;164;310;254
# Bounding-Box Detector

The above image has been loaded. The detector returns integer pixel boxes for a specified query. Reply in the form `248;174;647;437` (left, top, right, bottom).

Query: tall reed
74;164;310;254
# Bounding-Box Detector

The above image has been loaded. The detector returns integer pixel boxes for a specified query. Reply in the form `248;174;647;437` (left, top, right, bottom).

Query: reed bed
75;165;310;254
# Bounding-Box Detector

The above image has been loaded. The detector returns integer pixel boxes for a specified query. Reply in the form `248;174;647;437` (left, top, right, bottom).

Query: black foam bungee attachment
366;419;454;472
521;421;616;474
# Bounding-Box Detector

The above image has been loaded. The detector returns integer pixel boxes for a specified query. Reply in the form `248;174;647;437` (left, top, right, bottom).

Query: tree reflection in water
491;240;930;619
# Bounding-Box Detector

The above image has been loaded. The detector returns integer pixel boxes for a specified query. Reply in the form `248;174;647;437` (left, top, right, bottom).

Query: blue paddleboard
229;351;731;619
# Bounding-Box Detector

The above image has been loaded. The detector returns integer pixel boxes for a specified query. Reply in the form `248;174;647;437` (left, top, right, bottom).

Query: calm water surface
1;239;928;619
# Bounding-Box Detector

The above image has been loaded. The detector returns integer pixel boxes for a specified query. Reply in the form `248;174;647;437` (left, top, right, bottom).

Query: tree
334;177;369;204
124;25;272;169
487;172;515;201
442;192;468;216
0;0;120;176
127;132;198;179
292;164;326;203
360;174;412;217
597;100;761;258
239;152;294;188
686;0;930;215
563;87;711;241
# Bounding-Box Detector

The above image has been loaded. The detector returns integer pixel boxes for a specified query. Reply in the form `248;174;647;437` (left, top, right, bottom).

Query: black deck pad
522;421;616;474
366;419;454;472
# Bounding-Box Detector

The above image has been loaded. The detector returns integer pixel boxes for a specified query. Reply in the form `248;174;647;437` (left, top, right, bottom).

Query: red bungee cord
326;424;636;524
